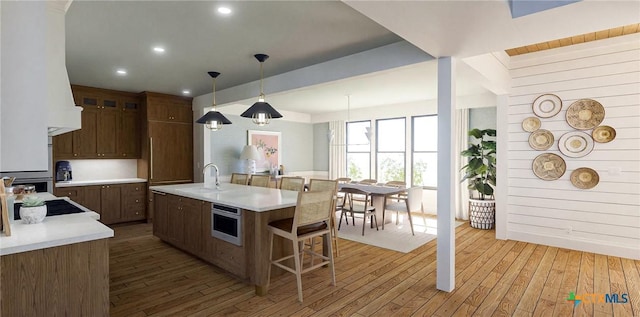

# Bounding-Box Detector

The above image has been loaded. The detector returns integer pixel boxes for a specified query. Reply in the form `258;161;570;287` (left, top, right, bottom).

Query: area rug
335;213;465;253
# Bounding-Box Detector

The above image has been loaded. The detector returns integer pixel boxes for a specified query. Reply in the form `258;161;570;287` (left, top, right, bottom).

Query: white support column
436;57;456;292
495;94;509;239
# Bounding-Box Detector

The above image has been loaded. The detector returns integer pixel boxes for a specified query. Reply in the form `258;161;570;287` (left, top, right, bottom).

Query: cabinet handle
150;137;154;180
135;199;139;203
73;153;77;157
135;212;139;215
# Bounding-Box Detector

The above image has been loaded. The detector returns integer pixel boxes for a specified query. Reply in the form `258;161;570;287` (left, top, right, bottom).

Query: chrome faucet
202;163;220;189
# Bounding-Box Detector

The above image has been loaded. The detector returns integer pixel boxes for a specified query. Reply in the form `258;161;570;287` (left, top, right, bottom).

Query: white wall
504;34;640;260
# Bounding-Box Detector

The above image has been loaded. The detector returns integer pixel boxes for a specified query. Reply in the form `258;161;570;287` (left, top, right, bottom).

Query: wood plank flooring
108;222;640;316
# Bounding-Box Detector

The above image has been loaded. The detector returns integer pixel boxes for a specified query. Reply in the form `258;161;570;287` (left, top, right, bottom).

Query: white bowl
20;205;47;224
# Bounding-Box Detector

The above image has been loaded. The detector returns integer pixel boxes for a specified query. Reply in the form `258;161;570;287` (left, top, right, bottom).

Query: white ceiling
65;1;640;115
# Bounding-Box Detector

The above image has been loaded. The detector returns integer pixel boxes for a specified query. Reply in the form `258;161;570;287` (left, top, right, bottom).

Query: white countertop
55;178;147;187
0;193;114;256
149;183;299;212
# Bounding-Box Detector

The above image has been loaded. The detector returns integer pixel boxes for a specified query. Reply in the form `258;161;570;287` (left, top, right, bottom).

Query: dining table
337;182;406;225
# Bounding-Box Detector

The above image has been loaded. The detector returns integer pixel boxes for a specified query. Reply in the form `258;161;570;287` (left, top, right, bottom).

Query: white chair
383;186;424;235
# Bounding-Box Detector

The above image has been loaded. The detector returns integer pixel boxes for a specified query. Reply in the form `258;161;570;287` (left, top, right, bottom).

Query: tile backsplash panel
61;159;138;181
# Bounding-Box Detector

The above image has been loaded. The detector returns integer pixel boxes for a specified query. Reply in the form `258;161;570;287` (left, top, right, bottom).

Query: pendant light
240;54;282;126
196;71;232;131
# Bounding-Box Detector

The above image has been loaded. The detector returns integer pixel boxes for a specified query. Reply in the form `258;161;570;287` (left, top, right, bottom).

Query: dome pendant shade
196;71;232;130
241;53;282;125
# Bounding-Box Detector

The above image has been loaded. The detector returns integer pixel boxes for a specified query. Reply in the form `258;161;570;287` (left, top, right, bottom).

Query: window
376;118;405;183
346;121;371;180
412;115;437;187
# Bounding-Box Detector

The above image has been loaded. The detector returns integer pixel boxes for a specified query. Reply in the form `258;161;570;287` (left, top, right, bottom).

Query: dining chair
383;186;424;235
250;174;271;188
230;173;249;185
266;190;336;302
279;176;305;192
350;178;377;205
385;180;407;201
334;177;351;216
308;179;340;257
339;187;378;236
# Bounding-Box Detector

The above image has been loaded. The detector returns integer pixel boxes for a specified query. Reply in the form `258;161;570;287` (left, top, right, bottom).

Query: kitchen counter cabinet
121;183;146;221
150;184;301;295
54;181;147;225
100;184;122;224
1;239;110;316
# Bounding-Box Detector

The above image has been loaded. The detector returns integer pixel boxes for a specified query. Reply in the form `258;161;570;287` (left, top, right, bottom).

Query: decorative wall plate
566;99;605;130
592;125;616;143
570;167;599;189
532;153;566;180
558;131;594;158
528;129;554;150
522;117;541;132
532;94;562;118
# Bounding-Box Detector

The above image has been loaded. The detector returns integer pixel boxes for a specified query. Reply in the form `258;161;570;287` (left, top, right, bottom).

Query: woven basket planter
469;199;495;230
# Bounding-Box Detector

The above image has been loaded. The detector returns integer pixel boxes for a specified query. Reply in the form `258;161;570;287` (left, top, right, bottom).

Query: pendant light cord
212;77;217;111
259;61;264;99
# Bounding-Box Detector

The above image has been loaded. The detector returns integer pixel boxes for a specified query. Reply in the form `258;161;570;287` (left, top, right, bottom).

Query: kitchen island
149;182;303;295
0;193;113;316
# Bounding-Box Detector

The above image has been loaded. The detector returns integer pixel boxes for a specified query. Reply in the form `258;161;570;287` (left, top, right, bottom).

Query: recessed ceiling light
116;69;127;75
153;47;165;53
217;7;231;15
182;90;191;95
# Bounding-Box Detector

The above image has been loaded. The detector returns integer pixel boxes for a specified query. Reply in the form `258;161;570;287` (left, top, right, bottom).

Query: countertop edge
0;229;114;256
150;183;298;212
55;178;148;187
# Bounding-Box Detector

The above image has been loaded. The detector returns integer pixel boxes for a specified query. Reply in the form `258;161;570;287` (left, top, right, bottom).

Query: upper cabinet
52;85;141;159
145;92;193;123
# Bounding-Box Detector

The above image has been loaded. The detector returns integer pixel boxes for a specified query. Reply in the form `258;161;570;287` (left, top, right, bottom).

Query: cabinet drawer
122;194;145;206
122;183;145;192
54;187;81;199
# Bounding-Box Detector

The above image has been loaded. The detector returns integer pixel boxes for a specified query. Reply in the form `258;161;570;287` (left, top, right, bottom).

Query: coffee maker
55;161;73;182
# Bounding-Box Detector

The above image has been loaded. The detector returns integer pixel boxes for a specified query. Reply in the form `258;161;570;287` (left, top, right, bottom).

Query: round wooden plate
532;153;566;181
570;167;599;189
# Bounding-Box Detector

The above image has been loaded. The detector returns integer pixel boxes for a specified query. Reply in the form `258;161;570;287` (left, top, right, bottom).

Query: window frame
345;120;372;179
411;114;438;189
375;117;406;184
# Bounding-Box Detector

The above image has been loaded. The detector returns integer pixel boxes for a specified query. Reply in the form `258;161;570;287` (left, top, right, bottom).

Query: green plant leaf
468;128;482;139
484;129;497;137
468;158;483;171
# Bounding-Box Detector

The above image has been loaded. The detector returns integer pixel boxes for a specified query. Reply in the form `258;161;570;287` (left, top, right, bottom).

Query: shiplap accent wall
506;34;640;260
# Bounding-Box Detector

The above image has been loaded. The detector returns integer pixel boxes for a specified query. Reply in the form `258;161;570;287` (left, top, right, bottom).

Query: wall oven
211;204;242;246
0;143;53;193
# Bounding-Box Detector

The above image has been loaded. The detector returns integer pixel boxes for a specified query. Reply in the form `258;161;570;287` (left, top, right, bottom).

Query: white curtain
455;109;470;220
328;120;346;179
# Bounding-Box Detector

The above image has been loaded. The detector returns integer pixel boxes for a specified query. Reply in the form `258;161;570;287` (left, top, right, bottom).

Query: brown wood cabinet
148;121;193;183
53;182;146;225
52;85;141;159
146;92;193;123
153;193;247;279
140;92;194;222
0;239;109;316
121;183;145;221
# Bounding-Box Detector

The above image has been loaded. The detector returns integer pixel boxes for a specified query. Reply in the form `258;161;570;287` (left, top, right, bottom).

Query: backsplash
60;159;138;181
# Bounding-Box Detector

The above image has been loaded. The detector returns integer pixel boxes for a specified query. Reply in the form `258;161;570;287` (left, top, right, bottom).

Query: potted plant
461;128;496;229
19;196;47;224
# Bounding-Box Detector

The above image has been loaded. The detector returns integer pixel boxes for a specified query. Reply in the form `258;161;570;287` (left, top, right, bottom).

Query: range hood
46;0;82;136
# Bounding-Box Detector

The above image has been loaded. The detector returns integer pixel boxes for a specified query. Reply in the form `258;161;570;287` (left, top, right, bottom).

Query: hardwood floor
108;221;640;316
